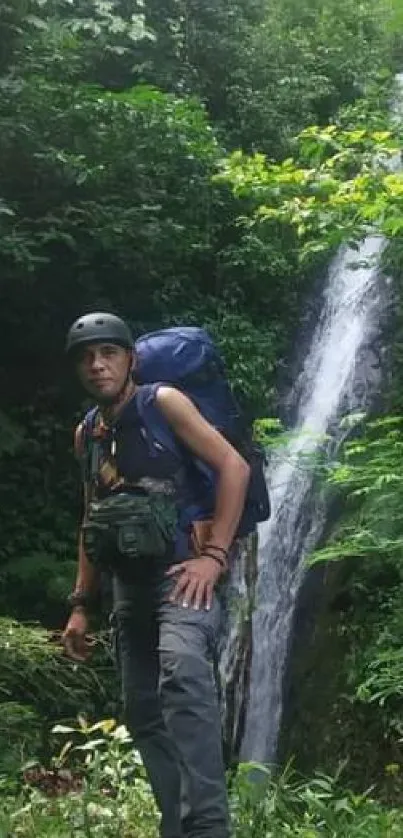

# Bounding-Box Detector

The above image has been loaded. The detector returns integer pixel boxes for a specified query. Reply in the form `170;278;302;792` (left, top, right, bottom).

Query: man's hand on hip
166;556;223;611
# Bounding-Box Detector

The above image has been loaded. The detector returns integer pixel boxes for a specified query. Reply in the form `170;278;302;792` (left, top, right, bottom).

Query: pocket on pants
158;579;222;660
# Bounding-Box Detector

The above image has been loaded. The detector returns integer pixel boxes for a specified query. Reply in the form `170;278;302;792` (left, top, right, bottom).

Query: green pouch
82;491;178;570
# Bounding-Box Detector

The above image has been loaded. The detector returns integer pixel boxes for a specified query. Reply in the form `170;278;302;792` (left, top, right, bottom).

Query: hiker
62;312;252;838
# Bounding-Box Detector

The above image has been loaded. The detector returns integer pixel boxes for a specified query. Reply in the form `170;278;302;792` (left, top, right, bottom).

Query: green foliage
0;619;117;724
2;735;403;837
138;0;403;155
0;703;42;776
0;410;25;458
0;405;79;620
7;0;154;87
0;79;220;290
340;573;403;741
231;763;403;837
4;0;400;157
253;418;284;447
303;417;403;775
310;416;403;564
216;103;403;268
0;717;158;837
208;0;397;154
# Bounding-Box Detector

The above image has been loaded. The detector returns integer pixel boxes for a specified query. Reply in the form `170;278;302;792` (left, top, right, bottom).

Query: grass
1;763;403;837
0;719;402;837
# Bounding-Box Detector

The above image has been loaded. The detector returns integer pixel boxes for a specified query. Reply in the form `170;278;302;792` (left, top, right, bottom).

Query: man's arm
156;386;250;610
72;529;99;601
71;422;100;600
62;423;99;661
156;386;250;551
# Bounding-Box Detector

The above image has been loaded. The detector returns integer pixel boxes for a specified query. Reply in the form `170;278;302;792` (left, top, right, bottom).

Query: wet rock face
218;533;257;767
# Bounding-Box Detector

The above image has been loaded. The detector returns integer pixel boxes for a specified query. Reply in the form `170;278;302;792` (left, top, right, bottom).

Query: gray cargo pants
112;567;230;838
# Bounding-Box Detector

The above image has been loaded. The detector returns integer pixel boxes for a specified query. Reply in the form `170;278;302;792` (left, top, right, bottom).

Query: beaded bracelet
200;550;227;572
203;543;229;561
67;590;96;612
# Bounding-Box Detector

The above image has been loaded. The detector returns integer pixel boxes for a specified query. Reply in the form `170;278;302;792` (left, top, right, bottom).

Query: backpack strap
134;383;181;459
80;406;101;498
135;383;216;521
135;383;214;480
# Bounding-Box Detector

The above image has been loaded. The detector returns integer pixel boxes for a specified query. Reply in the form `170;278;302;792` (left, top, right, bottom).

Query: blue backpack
133;326;270;537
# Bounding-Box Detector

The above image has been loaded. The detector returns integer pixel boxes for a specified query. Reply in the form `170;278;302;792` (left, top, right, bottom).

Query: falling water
237;75;403;764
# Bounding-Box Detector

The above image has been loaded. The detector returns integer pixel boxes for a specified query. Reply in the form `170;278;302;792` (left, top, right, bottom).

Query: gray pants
112;569;230;838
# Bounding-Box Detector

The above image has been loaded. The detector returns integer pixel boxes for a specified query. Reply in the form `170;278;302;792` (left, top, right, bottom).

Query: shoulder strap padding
78;406;99;485
135;383;216;485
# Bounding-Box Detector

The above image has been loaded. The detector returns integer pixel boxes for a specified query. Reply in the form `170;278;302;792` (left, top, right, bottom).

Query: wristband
67;591;95;611
203;543;229;561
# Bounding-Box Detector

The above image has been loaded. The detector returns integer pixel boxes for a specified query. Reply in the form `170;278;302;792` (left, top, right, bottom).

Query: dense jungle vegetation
1;0;403;834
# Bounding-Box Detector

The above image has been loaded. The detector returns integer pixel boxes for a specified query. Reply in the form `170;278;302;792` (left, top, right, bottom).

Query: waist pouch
82;490;178;573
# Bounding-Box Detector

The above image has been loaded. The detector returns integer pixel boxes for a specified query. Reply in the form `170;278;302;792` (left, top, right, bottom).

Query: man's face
76;342;133;402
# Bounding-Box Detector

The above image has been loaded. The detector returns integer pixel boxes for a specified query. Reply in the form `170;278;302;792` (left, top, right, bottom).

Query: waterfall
235;75;403;764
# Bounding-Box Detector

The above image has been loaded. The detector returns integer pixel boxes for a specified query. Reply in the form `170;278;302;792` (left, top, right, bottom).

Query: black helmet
65;312;133;357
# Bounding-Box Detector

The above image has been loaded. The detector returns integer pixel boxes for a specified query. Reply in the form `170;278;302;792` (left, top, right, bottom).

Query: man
62;312;250;838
